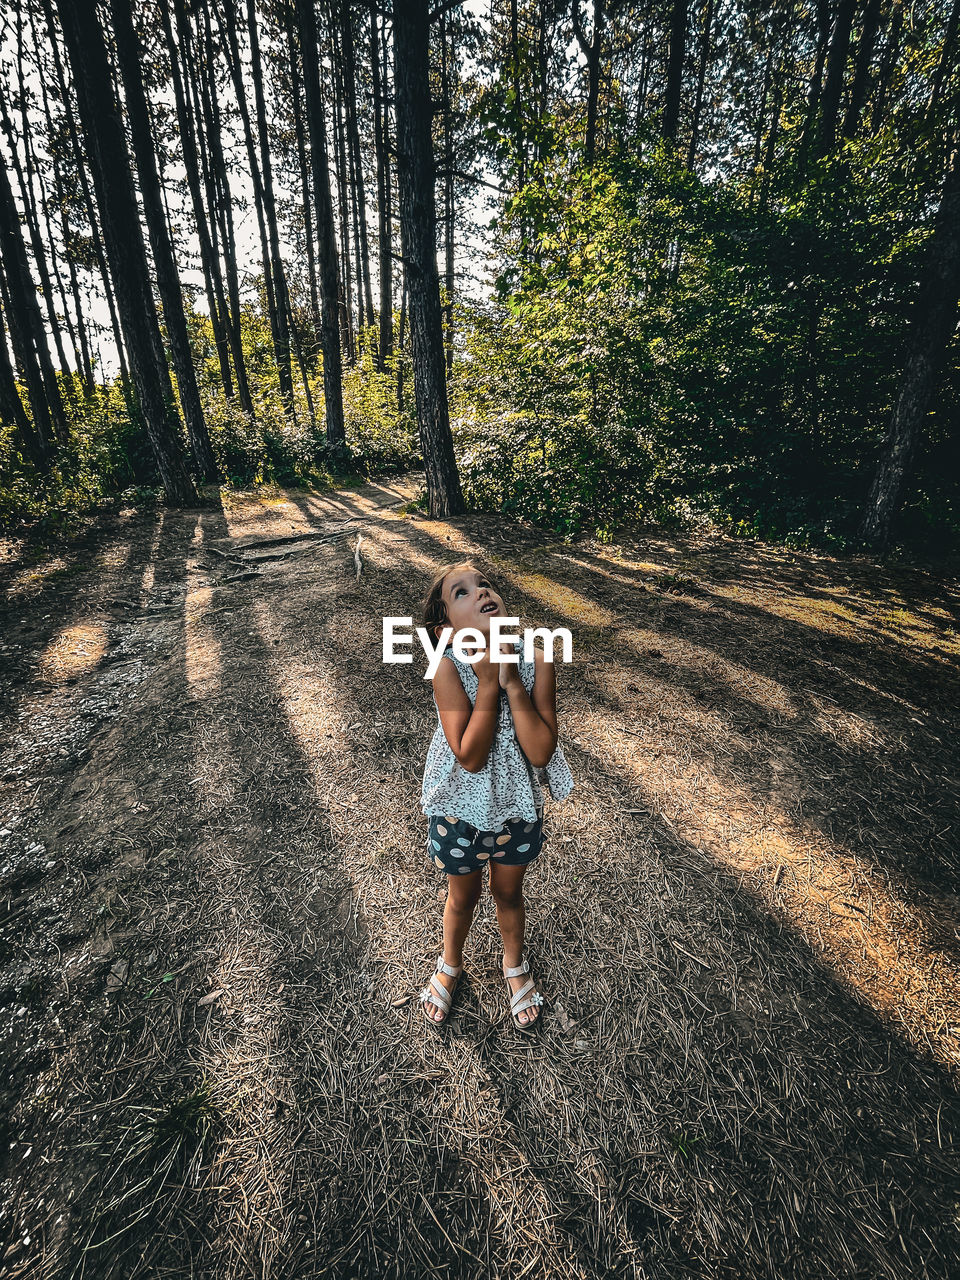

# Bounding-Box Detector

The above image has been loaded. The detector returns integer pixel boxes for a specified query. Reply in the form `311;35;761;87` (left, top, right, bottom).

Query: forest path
1;474;959;1279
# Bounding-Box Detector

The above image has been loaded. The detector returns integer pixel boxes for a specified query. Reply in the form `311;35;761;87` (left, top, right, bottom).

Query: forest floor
1;471;959;1280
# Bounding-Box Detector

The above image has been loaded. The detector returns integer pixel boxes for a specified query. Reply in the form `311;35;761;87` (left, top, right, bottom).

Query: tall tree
816;0;857;156
572;0;606;165
393;0;464;516
0;130;66;450
296;0;346;447
860;148;960;548
686;0;715;169
841;0;885;138
370;1;394;370
0;294;44;469
340;0;375;347
54;0;197;505
662;0;689;146
110;0;218;481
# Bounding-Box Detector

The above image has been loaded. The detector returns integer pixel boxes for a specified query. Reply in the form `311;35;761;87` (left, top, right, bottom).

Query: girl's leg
489;861;541;1025
424;869;483;1022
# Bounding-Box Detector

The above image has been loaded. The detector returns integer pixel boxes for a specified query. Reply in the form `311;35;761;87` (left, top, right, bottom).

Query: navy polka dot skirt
426;805;544;874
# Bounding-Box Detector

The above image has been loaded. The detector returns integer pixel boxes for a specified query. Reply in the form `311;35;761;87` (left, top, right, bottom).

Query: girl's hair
420;560;503;644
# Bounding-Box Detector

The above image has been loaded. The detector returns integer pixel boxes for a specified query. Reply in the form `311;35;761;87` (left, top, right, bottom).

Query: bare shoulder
432;653;467;701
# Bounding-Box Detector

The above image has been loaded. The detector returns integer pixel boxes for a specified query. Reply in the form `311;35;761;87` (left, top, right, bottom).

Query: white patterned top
421;639;575;829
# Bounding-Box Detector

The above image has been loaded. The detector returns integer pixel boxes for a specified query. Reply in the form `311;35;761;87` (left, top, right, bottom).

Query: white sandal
419;955;463;1025
503;954;544;1031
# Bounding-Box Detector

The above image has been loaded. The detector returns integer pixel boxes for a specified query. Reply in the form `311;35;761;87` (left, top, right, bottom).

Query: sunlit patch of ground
37;621;109;683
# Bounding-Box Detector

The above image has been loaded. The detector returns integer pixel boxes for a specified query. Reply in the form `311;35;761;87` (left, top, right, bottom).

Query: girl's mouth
479;602;498;614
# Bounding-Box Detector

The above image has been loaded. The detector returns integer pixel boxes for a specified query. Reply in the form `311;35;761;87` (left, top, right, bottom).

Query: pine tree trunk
111;0;218;481
196;0;256;417
55;0;196;505
217;0;294;413
330;8;355;362
0;135;64;451
341;0;376;345
663;0;688;145
393;0;464;517
0;294;46;469
842;0;884;138
245;0;296;412
798;1;832;173
162;1;237;406
686;0;715;168
287;19;321;340
371;6;393;370
817;0;857;156
860;149;960;548
9;24;71;379
296;0;346;448
572;0;606;165
37;54;94;393
43;0;133;404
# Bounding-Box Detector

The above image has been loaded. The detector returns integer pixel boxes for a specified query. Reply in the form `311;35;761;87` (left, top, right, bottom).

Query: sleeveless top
421;639;575;829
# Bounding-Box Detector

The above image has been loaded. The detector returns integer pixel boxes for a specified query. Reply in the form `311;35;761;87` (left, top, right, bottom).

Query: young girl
418;561;575;1032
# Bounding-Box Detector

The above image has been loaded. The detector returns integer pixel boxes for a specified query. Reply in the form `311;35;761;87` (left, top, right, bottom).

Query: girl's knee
446;881;482;912
491;885;524;909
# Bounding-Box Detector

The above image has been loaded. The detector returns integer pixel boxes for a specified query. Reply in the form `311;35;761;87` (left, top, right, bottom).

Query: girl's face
439;568;505;642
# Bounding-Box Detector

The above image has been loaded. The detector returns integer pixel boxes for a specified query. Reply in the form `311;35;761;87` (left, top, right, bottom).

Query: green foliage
0;373;152;535
449;114;959;551
342;324;420;474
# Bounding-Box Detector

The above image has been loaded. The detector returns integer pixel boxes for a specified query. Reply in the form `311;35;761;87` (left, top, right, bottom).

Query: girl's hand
472;645;500;687
498;651;524;691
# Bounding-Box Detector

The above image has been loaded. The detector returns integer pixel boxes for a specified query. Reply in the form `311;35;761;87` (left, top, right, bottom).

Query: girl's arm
501;647;558;769
432;653;501;773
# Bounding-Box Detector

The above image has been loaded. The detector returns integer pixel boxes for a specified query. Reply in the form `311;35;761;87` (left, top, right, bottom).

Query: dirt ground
1;472;959;1279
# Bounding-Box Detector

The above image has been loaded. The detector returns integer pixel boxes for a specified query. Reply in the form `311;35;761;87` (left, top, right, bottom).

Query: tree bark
860;149;960;548
370;2;394;370
341;0;376;346
393;0;464;516
55;0;197;505
440;9;455;376
0;128;64;451
35;50;94;394
6;42;71;382
798;0;832;173
196;0;256;416
572;0;606;165
287;17;321;340
816;0;857;156
296;0;346;448
842;0;884;138
662;0;689;146
162;0;237;406
244;0;297;411
42;0;133;403
686;0;715;168
0;293;46;470
330;3;356;361
111;0;218;481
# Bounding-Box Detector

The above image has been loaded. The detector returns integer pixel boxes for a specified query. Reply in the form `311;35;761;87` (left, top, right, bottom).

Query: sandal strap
437;955;462;978
421;973;453;1010
503;957;529;979
508;978;534;1010
512;991;544;1016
